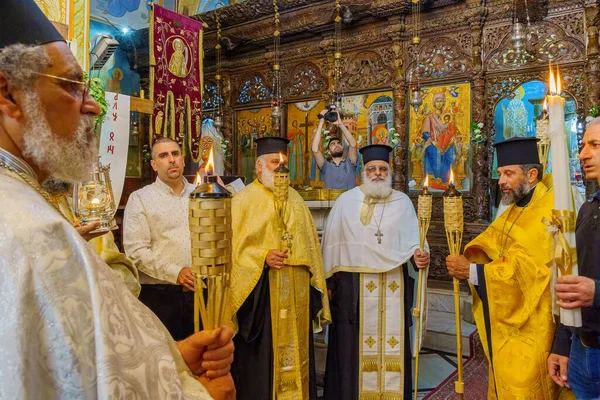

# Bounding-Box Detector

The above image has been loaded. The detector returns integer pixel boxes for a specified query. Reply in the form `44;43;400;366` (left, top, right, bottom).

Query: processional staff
443;168;465;399
413;176;432;400
273;152;293;397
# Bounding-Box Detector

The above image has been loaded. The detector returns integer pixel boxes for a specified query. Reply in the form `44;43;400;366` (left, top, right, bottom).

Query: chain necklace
498;204;527;258
373;199;387;244
0;161;65;218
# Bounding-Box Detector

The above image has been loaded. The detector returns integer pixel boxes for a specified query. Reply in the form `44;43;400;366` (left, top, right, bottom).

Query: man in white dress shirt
124;137;198;340
0;1;235;398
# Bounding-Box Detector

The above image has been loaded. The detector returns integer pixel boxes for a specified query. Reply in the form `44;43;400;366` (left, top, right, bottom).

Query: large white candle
548;64;582;327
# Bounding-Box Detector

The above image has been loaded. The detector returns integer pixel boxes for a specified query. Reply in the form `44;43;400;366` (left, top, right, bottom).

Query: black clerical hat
494;137;540;167
360;144;393;165
255;136;290;157
0;0;65;50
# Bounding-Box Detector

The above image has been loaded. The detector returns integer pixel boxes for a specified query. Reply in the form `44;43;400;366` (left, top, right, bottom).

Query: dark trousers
568;334;600;399
139;284;195;341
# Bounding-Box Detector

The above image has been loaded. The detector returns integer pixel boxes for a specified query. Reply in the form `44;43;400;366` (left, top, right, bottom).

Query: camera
317;104;339;123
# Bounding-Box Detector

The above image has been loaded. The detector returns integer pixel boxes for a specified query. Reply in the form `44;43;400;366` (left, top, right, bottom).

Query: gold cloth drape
464;183;558;399
228;180;331;398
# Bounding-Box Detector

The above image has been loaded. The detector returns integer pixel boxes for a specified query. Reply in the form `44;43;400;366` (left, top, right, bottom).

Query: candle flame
449;168;455;184
206;147;215;175
543;98;547;111
279;152;284;164
91;198;100;204
549;62;556;95
424;175;429;187
194;171;202;185
548;62;562;96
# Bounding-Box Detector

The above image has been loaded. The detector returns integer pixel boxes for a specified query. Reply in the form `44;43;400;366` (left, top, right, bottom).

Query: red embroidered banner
150;5;203;162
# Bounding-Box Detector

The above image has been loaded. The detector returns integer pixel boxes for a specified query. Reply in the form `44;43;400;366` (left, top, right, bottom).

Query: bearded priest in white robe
0;2;234;398
322;144;430;400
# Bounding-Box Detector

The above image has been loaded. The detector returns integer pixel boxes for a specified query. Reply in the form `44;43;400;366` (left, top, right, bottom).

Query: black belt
142;284;191;293
579;332;600;349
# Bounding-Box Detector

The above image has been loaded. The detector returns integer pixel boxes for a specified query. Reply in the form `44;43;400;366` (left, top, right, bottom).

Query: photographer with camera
311;105;358;190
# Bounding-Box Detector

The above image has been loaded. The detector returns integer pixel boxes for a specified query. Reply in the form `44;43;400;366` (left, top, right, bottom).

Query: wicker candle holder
413;178;432;400
189;173;232;332
443;172;465;399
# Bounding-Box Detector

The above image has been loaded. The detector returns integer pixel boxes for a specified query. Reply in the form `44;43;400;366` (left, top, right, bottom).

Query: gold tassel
385;359;403;372
362;358;378;372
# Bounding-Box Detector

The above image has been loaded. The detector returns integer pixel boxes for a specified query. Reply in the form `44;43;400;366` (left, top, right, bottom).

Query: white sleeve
123;193;181;283
469;263;479;286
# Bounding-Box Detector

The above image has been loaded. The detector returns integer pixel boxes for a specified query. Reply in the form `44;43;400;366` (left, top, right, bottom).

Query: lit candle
206;147;215;176
547;62;582;327
547;63;570;211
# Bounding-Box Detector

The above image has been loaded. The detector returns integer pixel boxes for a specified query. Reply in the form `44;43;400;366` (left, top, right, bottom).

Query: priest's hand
178;267;195;291
555;275;596;309
413;249;430;269
198;373;236;400
74;221;106;241
445;255;470;280
266;249;289;269
547;353;570;388
178;326;235;378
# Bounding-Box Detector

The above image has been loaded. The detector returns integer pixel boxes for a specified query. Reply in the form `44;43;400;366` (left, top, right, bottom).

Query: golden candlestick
189;148;232;331
413;176;431;400
443;168;465;399
272;152;293;397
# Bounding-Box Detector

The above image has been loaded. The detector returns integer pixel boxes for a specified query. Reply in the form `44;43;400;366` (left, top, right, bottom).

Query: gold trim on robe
464;182;559;399
228;180;331;399
359;268;406;399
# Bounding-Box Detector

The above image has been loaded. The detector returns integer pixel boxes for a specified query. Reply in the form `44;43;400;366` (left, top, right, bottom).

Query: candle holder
188;172;232;331
443;171;465;399
413;177;432;400
73;159;117;233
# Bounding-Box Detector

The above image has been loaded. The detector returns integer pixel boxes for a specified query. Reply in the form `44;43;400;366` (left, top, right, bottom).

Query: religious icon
236;108;272;183
409;83;471;192
168;37;189;78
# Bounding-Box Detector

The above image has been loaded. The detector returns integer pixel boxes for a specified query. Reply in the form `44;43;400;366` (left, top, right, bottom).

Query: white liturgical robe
322;186;428;398
0;165;213;399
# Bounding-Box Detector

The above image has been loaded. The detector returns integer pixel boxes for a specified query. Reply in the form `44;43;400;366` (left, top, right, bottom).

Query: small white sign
98;92;130;206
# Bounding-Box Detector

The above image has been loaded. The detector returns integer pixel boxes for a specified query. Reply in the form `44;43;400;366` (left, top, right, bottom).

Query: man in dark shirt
548;119;600;398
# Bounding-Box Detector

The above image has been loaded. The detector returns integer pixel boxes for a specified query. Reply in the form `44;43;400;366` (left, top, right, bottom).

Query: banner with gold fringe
150;4;203;161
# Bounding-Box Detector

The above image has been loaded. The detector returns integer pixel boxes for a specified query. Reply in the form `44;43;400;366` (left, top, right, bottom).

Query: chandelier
332;0;343;106
509;0;533;63
409;0;423;113
270;0;282;136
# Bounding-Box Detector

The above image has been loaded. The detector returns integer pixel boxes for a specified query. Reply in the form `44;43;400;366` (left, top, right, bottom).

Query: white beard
260;166;275;190
360;171;393;198
21;91;97;183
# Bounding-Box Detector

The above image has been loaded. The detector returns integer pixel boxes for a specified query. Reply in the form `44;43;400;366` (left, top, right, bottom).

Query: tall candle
547;63;582;327
548;65;571;211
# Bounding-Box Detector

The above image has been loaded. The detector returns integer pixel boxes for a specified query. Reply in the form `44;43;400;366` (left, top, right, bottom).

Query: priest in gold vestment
228;136;331;400
446;137;558;399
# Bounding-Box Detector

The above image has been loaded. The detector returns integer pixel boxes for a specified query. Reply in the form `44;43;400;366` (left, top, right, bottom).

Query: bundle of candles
188;148;232;331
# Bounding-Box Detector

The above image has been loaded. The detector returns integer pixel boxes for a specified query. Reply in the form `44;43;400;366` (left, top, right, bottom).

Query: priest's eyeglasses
365;166;389;173
32;72;91;100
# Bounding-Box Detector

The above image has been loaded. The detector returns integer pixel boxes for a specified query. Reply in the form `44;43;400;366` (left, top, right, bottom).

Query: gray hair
520;163;543;180
587;117;600;128
255;154;267;175
0;44;51;89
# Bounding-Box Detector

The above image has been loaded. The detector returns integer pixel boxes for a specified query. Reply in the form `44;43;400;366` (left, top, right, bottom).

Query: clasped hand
414;249;430;269
266;249;289;269
177;326;236;400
